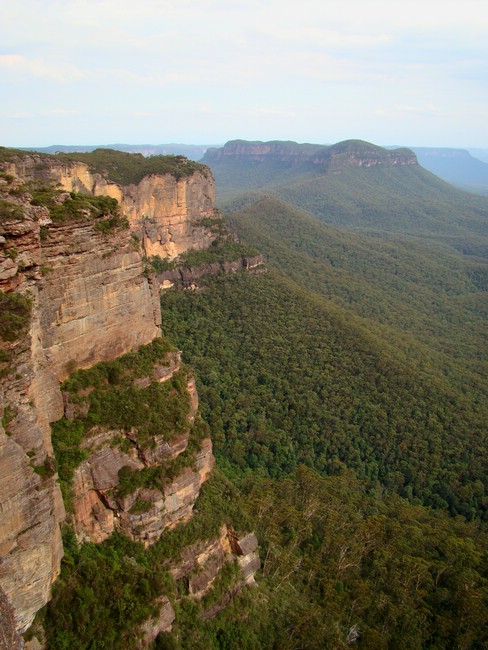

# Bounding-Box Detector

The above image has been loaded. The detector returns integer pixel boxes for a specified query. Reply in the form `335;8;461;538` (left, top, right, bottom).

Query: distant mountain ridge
20;140;488;194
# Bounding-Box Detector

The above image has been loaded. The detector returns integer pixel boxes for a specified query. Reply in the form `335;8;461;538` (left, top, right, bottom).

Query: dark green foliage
1;404;15;431
225;197;488;386
161;272;488;520
149;468;488;650
52;338;190;507
69;368;190;448
29;184;123;224
177;240;258;268
209;143;488;260
93;212;129;234
0;146;29;163
32;455;57;478
44;529;170;650
42;472;252;649
51;419;88;510
0;291;32;342
147;255;176;273
55;149;208;186
62;337;173;393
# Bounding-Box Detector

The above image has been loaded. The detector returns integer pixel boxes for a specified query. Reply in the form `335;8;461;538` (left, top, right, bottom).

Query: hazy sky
1;0;487;148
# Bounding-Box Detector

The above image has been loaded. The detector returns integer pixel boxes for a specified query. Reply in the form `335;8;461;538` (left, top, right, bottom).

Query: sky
1;0;487;148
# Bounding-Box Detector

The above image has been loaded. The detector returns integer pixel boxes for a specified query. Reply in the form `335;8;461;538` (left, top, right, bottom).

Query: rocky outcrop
72;434;214;546
6;154;218;261
157;254;265;289
69;355;212;547
170;525;260;620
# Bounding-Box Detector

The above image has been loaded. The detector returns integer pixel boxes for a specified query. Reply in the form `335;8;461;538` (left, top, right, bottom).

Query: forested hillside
153;139;488;647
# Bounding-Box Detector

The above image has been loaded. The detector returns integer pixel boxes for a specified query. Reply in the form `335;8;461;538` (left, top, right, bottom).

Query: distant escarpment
0;151;259;644
203;138;417;170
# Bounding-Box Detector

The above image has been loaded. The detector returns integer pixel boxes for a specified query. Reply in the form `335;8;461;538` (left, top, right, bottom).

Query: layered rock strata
0;154;258;642
157;254;265;290
203;138;417;169
0;165;167;632
170;525;260;619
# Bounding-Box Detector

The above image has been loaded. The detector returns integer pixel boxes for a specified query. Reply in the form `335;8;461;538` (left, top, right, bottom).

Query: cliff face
170;526;260;619
68;357;214;547
0;155;216;635
39;219;161;379
0;176;163;631
7;154;217;260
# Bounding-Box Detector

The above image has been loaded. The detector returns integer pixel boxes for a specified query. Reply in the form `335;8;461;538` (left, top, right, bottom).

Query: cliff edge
0;150;234;639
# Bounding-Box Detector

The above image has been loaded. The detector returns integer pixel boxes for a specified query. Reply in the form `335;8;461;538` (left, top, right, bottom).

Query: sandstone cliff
0;166;164;632
0;152;259;643
6;150;218;260
66;352;214;547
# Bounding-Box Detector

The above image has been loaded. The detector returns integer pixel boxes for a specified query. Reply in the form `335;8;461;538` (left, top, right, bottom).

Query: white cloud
0;54;86;82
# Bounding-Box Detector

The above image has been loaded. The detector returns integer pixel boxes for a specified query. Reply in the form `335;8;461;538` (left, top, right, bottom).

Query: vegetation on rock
55;148;208;185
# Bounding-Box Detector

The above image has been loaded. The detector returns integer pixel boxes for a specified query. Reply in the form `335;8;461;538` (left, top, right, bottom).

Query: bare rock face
0;161;172;633
0;280;65;633
72;430;214;547
38;220;161;380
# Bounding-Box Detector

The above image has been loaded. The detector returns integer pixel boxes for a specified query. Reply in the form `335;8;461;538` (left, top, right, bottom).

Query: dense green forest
164;467;488;650
224;198;488;393
161;271;487;519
